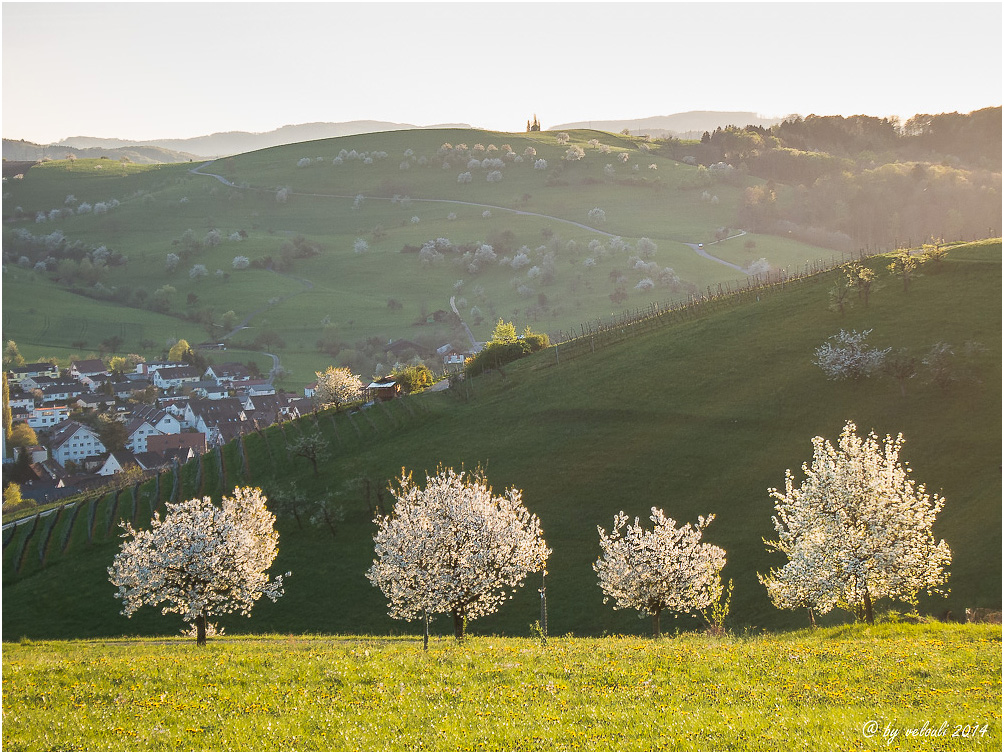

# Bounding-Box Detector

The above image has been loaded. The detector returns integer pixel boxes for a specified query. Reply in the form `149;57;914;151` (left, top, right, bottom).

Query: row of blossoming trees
108;421;951;644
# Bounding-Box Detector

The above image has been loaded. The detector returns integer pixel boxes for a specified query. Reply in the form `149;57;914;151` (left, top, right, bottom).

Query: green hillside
3;241;999;641
2;128;844;386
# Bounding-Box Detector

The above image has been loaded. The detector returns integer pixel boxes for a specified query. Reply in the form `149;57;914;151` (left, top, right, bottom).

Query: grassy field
3;241;999;642
2;624;999;751
2;128;843;386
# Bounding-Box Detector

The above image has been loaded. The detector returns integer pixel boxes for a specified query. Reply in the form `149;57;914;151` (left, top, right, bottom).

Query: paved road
683;231;750;273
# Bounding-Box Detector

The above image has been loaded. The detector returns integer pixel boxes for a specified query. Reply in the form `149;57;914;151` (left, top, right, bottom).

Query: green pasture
2;625;1000;751
3;128;841;387
3;242;999;642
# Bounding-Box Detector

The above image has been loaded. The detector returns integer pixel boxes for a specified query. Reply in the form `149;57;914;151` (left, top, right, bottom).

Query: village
1;343;462;507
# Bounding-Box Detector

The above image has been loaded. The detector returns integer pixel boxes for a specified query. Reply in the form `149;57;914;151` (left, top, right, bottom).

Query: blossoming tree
108;487;288;645
595;509;726;638
367;467;550;644
759;420;951;624
313;366;364;410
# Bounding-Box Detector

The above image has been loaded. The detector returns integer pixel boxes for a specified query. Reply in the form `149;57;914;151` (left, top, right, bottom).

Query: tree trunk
808;608;817;629
863;590;874;625
423;609;429;652
452;609;465;642
652;608;661;639
196;614;207;646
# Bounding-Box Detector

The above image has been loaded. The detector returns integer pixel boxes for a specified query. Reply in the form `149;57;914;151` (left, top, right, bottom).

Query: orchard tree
367;467;550;643
108;487;288;645
759;421;951;625
288;429;331;476
595;509;726;638
313;366;364;409
813;329;889;380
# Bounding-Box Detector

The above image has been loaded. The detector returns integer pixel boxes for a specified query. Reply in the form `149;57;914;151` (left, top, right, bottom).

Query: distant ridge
51;120;473;159
2;139;200;164
552;110;786;138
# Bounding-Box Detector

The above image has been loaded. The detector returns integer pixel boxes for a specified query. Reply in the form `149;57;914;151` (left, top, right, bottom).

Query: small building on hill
367;378;402;402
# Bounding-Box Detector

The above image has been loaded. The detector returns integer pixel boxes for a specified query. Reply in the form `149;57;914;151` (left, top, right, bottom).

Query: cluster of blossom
760;421;951;619
565;145;585;161
34;198;120;224
418;237;455;266
108;488;287;641
353;238;369;254
367;467;550;638
313;366;364;408
462;243;498;274
813;329;890;379
587;208;606;223
331;148;388;166
232;255;250;269
594;509;726;625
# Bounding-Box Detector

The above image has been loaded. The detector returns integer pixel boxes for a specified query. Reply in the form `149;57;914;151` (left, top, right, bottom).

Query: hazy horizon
2;1;1002;144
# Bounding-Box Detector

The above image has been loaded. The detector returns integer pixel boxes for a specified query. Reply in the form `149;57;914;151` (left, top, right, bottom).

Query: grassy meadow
2;128;842;385
3;241;999;642
2;624;1000;751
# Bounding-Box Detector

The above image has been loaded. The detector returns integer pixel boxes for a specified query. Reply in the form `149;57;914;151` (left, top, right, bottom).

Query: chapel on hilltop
526;115;541;132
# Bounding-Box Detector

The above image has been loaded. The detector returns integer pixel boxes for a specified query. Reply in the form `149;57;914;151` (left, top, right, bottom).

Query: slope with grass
3;128;842;385
2;625;1000;751
3;241;998;642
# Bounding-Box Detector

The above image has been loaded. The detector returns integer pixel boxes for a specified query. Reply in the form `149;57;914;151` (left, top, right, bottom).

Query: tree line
660;108;1001;251
108;421;952;645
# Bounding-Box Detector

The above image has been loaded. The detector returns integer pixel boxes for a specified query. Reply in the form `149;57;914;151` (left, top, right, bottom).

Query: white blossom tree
759;420;951;625
814;329;890;380
314;366;364;409
108;488;287;645
595;509;726;637
367;467;550;643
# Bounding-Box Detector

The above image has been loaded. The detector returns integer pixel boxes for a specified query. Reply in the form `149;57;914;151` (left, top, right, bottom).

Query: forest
660;108;1001;251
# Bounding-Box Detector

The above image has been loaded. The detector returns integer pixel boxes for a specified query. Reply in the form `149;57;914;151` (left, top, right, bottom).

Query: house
367;378;402;402
74;394;116;413
241;379;275;397
135;360;184;377
386;339;424;358
124;418;164;453
6;362;58;385
130;405;183;435
97;450;142;477
49;420;106;466
147;432;207;457
204;362;254;387
183;398;248;446
69;359;108;381
20;445;49;464
304;381;317;399
27;404;71;429
8;393;36;412
39;381;86;403
188;380;230;400
152;365;202;390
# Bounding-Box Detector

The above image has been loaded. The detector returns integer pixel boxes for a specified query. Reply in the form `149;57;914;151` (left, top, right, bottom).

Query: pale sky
2;1;1001;144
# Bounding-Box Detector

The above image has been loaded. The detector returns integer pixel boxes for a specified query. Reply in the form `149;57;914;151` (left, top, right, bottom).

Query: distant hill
552;111;785;138
51;120;473;158
2;139;200;164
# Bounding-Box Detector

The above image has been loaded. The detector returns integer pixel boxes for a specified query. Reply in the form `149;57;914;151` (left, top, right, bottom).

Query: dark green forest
660;108;1001;251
